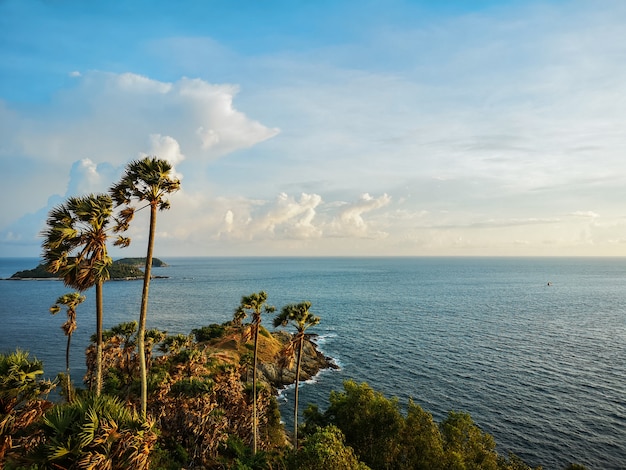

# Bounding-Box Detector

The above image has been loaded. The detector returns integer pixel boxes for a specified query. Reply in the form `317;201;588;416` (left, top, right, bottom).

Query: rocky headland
198;325;337;393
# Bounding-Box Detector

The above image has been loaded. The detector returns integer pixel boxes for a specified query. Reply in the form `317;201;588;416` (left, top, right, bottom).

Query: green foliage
101;371;124;396
0;350;54;406
0;350;55;466
398;400;446;469
219;435;273;470
290;425;370;470
115;257;167;267
9;258;168;280
85;321;167;400
108;262;144;278
498;452;543;470
260;394;285;449
27;393;156;469
148;442;189;470
440;411;499;470
10;264;57;279
170;378;214;397
192;324;226;342
159;333;192;354
305;380;542;470
325;380;404;469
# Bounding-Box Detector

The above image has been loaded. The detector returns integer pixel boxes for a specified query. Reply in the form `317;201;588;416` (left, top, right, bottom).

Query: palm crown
41;194;113;290
273;301;320;333
110;157;180;210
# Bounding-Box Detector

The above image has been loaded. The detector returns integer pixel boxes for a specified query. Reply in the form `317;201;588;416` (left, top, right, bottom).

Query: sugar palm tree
273;301;320;448
234;291;276;454
50;292;86;401
110;156;180;418
41;193;114;396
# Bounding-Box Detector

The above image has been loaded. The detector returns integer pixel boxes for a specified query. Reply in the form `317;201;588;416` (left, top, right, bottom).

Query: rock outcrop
259;332;338;391
204;326;337;394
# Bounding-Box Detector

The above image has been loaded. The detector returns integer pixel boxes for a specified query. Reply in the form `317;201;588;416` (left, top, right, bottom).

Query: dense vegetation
0;318;588;469
115;257;168;267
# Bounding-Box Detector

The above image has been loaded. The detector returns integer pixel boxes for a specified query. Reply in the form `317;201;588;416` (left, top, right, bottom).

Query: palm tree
41;193;114;396
110;156;180;418
273;301;320;448
50;292;86;401
234;291;276;454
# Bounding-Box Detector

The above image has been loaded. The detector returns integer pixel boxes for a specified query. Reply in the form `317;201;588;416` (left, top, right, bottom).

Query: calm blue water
1;257;625;469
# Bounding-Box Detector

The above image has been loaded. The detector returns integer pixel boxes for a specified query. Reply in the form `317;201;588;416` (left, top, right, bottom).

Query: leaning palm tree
41;194;114;396
50;292;86;401
110;156;180;418
234;291;276;454
273;301;320;448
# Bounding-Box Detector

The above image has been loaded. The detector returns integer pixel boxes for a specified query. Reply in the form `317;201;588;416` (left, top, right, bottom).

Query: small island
8;257;168;281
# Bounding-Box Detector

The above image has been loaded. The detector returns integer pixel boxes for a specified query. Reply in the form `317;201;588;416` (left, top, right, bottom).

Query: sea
0;256;625;469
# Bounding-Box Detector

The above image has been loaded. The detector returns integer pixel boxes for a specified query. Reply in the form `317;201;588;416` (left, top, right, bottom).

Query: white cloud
0;71;279;231
105;190;396;256
570;211;600;219
229;192;324;241
327;193;391;238
66;158;116;196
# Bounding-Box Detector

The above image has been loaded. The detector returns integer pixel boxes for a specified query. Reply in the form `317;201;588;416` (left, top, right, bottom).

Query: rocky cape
203;326;338;393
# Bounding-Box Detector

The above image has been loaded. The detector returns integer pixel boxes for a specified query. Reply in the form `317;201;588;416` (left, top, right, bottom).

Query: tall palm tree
234;291;276;454
273;301;320;448
110;156;180;418
50;292;86;401
41;193;114;396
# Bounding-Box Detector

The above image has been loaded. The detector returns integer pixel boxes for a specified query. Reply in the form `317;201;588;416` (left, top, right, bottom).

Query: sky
1;0;626;258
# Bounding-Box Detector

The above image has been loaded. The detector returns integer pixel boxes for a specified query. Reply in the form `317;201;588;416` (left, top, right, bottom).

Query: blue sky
2;0;626;257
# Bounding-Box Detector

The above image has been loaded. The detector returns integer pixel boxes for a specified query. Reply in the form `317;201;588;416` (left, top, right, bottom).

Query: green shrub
170;378;214;397
192;324;226;342
290;425;370;470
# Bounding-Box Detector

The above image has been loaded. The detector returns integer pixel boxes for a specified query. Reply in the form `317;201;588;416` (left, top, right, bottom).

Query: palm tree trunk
294;334;304;449
139;202;157;419
252;324;259;455
95;280;103;396
65;335;71;377
65;333;72;402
